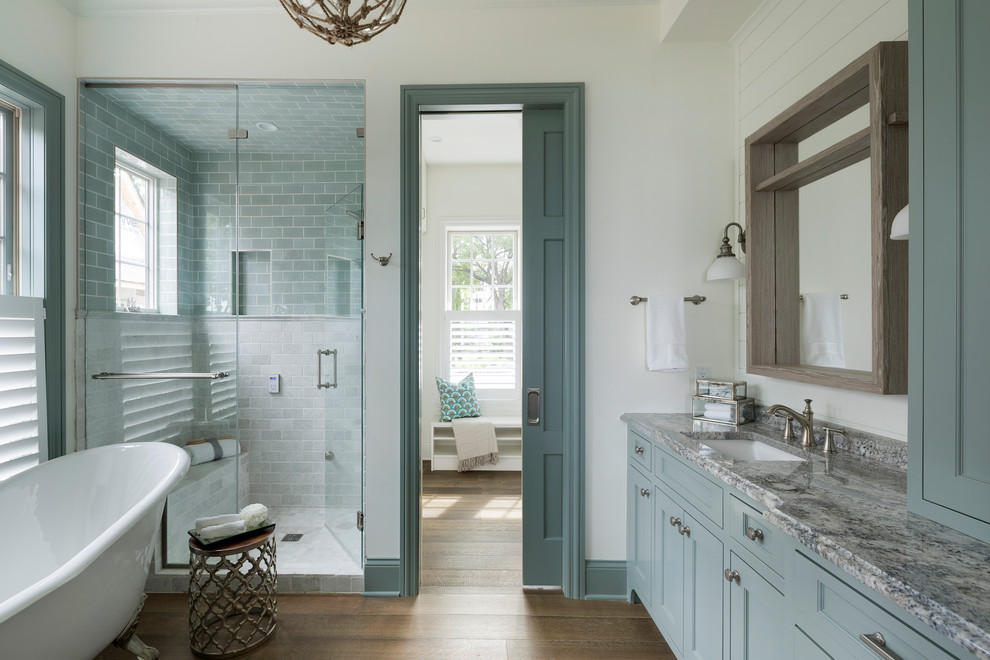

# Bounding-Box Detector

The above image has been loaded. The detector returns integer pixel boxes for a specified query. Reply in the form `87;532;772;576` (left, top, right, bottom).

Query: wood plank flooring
96;465;672;659
421;465;523;591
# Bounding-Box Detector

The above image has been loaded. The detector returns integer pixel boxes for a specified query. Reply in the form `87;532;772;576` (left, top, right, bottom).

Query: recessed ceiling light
429;135;442;143
256;122;279;132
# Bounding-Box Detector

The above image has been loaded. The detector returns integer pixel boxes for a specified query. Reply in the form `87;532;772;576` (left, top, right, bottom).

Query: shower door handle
527;388;541;426
317;349;338;390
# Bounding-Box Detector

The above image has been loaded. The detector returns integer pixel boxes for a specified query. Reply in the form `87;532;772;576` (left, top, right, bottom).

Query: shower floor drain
281;533;304;542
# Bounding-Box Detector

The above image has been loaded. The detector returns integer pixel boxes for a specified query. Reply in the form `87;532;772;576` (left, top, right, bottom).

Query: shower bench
429;416;522;471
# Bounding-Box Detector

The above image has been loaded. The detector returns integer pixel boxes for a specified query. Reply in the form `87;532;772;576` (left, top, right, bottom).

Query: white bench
429;416;522;471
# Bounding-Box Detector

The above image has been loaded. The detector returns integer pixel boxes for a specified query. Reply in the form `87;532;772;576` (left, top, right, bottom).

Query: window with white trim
115;149;172;312
444;229;521;394
0;99;17;296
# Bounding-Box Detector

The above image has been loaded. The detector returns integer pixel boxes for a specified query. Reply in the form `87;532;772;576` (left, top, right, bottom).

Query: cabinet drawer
628;431;652;472
654;445;722;527
727;494;787;579
794;552;957;660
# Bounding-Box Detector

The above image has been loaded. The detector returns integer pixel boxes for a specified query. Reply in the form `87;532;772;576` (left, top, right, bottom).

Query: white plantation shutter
447;312;521;390
0;295;47;481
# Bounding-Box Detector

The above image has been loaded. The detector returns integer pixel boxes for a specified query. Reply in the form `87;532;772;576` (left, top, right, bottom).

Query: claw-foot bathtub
0;443;190;660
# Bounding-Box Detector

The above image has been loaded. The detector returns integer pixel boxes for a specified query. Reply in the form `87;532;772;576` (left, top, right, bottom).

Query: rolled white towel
185;438;240;466
704;402;734;415
240;503;269;529
194;513;242;534
199;519;246;540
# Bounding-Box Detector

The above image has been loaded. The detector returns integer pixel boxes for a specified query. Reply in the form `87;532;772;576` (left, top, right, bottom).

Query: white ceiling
421;113;522;165
63;0;660;17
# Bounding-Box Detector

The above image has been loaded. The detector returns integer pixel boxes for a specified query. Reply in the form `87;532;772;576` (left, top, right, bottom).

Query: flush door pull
859;632;899;660
527;388;541;426
317;349;338;389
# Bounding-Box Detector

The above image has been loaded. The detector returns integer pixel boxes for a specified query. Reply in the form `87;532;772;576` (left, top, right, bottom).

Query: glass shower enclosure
77;81;365;580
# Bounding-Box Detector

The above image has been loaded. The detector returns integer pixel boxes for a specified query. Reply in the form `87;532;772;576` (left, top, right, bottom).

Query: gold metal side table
188;529;277;658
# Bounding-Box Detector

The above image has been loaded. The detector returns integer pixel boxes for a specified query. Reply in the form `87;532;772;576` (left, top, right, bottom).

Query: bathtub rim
0;442;190;622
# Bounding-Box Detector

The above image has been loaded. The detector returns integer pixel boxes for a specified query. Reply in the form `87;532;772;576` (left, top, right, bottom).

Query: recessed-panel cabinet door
911;0;990;543
682;512;724;660
653;486;685;655
728;551;789;660
627;463;653;606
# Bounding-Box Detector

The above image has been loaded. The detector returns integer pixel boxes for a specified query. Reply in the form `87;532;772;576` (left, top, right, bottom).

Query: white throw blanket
451;417;499;472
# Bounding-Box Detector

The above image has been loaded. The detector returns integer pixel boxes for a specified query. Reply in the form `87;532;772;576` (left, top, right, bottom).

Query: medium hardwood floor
96;466;671;659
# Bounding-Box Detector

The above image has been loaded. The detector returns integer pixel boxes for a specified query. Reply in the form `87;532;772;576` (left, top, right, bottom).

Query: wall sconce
706;222;747;281
890;204;909;240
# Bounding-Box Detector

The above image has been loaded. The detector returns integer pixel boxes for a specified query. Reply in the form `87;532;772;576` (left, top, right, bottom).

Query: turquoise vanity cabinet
624;423;972;660
909;0;990;545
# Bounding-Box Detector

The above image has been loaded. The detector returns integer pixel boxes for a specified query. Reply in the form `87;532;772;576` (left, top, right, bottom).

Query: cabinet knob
634;446;645;454
678;524;691;536
640;488;650;497
669;516;682;528
724;568;740;583
745;526;764;542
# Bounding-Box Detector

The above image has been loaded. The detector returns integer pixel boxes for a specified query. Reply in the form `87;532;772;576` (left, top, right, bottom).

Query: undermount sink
682;432;805;462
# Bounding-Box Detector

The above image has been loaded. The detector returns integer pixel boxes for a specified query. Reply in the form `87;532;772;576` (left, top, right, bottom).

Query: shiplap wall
732;0;909;439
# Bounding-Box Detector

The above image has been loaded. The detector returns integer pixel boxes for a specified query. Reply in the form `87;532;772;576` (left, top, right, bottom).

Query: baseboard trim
584;559;627;600
363;558;401;597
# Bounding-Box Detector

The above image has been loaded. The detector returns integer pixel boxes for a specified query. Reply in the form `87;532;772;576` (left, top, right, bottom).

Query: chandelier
279;0;408;47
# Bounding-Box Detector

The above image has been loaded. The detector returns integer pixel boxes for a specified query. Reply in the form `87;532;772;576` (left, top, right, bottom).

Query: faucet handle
822;425;844;453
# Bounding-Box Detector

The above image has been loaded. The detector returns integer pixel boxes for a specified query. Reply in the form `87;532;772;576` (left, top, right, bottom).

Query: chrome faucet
766;399;815;447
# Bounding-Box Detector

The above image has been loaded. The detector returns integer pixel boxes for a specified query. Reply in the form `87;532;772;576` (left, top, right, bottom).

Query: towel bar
630;295;706;306
91;372;230;380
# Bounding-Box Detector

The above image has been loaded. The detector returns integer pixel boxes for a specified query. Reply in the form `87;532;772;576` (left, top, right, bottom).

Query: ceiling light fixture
256;122;279;132
279;0;407;47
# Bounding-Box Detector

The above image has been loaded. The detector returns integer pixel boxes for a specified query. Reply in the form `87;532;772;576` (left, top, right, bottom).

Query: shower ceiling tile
92;82;365;156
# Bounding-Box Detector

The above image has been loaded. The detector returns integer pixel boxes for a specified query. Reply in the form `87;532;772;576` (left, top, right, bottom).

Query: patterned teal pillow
436;373;482;422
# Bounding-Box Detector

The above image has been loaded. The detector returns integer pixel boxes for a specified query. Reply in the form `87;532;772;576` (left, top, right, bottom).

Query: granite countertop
621;412;990;660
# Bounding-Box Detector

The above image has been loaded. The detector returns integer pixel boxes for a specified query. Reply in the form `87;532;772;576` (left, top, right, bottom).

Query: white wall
732;0;909;440
73;3;736;562
0;0;79;452
420;163;523;460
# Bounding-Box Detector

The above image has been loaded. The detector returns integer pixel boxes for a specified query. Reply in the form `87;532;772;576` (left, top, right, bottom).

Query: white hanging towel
801;293;846;368
646;295;689;372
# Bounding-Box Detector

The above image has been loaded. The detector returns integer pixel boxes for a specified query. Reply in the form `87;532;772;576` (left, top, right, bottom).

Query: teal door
910;0;990;543
522;108;566;586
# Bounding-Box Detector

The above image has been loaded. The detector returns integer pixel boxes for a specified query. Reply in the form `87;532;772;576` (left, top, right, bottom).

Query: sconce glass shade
890;204;909;240
707;254;746;281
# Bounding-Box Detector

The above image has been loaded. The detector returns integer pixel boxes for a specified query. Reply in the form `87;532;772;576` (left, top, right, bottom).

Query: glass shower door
322;183;364;566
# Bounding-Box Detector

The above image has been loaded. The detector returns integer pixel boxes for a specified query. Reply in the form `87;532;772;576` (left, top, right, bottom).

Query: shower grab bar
91;371;230;380
317;349;338;389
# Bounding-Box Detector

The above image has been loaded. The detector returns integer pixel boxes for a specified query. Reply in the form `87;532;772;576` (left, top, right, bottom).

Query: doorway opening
400;83;584;599
418;112;524;592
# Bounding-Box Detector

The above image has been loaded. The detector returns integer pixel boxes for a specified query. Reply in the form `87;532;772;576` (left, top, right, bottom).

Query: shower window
445;228;521;393
114;149;174;312
0;99;17;296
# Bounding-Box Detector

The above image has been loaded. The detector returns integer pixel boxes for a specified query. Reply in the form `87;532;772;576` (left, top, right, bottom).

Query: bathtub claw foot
113;593;159;660
123;634;160;660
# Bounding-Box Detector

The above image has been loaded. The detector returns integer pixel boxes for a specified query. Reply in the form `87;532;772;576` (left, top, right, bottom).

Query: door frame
399;83;585;597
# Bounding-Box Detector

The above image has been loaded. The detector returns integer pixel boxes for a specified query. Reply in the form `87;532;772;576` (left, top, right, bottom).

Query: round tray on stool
188;529;278;658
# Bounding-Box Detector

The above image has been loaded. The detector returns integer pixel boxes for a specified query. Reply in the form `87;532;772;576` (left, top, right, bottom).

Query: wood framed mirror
745;42;908;394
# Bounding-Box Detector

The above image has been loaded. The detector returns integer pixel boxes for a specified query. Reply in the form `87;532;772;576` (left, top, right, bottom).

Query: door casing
399;83;585;597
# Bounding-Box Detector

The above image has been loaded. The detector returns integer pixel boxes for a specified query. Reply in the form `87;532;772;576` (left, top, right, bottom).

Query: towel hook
370;252;392;267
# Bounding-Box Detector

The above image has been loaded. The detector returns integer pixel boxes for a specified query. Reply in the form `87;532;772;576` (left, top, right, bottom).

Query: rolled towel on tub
184;437;240;465
199;519;246;540
194;513;242;534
